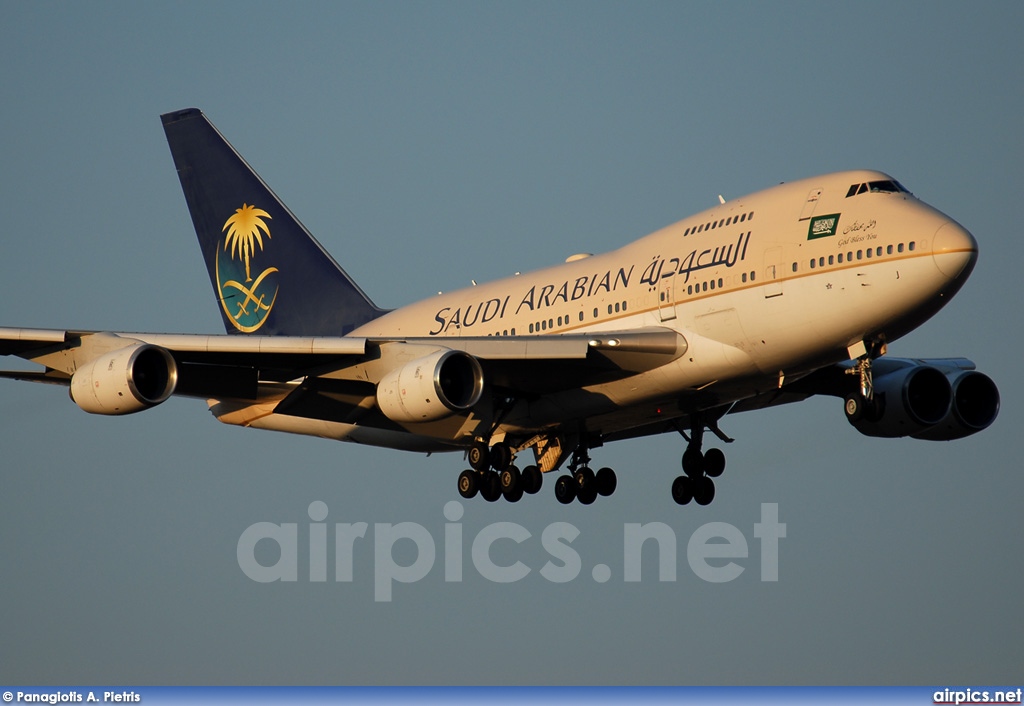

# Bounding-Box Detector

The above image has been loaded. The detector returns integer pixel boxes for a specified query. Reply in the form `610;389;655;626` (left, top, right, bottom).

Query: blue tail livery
161;108;386;336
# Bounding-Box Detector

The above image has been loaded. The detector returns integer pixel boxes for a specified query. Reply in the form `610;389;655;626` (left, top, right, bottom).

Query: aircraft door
658;281;676;321
799;187;823;221
763;246;784;298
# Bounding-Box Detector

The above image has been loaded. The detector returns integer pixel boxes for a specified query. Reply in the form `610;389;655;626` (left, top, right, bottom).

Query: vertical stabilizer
161;108;385;336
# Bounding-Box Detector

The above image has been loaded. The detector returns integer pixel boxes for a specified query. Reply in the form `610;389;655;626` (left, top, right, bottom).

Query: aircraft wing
0;326;686;408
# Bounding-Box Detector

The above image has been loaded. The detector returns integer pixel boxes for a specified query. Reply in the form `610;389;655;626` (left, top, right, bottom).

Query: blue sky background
1;1;1022;685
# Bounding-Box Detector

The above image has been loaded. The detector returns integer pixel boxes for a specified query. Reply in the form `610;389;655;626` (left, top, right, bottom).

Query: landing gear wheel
682;448;705;477
457;469;479;499
499;465;521;494
693;476;716;506
490;442;513;471
522;465;543;494
554;475;577;504
577;485;598;505
844;394;866;423
704;448;725;478
468;442;490;472
574;466;595;491
480;472;502;502
672;475;693;505
503;485;524;503
596;467;617;496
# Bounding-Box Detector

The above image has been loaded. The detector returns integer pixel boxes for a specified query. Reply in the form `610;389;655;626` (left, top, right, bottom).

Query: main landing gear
457;440;543;503
671;417;730;506
552;447;617;506
456;440;618;505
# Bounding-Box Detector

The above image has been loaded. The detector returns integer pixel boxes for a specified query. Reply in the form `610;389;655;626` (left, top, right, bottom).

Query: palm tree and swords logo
215;204;280;333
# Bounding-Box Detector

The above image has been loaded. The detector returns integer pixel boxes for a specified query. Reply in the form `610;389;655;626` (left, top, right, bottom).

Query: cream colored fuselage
239;170;977;451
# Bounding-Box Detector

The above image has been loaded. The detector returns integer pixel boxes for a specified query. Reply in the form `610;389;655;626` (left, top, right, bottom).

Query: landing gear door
763;246;784;298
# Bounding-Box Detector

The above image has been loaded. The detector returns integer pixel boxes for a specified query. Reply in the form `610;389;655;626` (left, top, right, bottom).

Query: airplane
0;108;1000;506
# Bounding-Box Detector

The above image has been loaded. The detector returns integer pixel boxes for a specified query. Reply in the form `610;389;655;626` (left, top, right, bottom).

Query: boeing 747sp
0;109;999;506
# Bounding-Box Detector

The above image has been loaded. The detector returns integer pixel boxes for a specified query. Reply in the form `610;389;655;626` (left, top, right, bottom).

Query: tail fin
161;108;385;336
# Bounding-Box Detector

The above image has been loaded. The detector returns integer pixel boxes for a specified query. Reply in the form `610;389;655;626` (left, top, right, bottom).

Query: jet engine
847;361;999;440
70;344;178;415
847;364;951;438
912;369;1000;440
376;349;484;423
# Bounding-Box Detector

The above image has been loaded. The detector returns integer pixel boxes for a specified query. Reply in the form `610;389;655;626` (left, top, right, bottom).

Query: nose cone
932;221;978;281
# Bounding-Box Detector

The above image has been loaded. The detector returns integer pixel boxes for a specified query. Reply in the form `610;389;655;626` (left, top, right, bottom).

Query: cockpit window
846;180;910;197
868;180;906;193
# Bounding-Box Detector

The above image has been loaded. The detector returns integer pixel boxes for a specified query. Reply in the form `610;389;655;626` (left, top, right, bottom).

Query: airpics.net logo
236;501;786;601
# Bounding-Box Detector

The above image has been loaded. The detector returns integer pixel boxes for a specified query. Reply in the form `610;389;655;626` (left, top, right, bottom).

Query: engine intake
913;370;1000;440
70;344;178;415
376;349;484;423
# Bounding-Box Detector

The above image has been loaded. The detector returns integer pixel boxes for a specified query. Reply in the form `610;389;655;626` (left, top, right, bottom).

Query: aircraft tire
844;394;870;423
574;466;595;492
480;472;502;502
522;465;543;494
554;475;577;504
704;448;726;478
503;485;524;503
596;467;617;496
490;442;513;471
682;448;705;477
500;465;521;494
469;442;490;472
578;485;598;505
694;476;716;506
672;475;693;505
457;469;479;499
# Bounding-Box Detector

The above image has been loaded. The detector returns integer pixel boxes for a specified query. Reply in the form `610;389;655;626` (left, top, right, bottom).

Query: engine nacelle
849;365;951;438
912;370;1000;441
70;344;178;415
376;349;484;423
